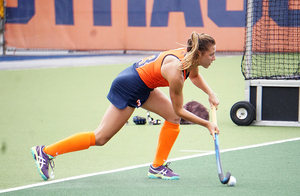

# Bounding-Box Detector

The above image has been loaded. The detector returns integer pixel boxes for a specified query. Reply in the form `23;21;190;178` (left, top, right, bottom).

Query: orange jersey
135;48;187;89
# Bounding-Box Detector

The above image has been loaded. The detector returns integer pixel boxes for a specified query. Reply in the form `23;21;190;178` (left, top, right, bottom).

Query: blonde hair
180;31;216;70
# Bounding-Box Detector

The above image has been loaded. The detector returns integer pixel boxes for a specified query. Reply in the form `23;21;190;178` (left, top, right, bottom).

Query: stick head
222;172;231;184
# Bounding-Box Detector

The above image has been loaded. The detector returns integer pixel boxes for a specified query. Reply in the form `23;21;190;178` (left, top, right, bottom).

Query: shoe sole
31;147;49;181
148;173;180;180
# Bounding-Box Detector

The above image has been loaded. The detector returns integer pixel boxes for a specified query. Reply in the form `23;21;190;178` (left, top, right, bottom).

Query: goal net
241;0;300;80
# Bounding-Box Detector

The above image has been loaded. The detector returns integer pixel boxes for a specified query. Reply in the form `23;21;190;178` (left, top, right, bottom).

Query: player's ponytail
181;31;215;70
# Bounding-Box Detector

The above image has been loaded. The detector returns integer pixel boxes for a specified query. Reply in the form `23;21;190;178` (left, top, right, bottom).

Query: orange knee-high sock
152;121;180;168
43;132;96;157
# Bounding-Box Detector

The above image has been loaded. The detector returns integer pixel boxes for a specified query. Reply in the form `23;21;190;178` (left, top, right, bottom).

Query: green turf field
1;55;300;195
2;139;300;196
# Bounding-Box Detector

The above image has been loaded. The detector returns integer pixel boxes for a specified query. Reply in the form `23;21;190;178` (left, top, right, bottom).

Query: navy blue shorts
107;65;154;109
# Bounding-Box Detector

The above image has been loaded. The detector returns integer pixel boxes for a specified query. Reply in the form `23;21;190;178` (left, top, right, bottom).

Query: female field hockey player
31;31;220;181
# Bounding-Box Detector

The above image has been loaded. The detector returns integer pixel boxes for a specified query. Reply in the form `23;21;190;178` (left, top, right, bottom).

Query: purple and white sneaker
31;145;55;180
148;162;180;180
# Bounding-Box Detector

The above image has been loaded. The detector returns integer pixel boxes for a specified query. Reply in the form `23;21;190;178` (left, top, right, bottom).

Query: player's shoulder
163;54;181;65
161;57;182;80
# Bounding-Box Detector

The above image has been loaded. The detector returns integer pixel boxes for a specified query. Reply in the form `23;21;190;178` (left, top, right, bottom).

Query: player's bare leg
142;88;180;124
94;104;135;146
142;88;181;180
31;104;134;180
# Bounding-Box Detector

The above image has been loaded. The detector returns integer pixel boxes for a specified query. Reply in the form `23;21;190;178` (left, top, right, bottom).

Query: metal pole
245;0;253;101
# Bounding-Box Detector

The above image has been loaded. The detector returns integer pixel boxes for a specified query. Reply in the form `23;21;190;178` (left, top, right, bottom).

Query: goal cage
231;0;300;127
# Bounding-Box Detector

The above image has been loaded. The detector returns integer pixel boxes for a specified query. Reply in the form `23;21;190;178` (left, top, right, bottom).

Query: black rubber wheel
230;101;256;126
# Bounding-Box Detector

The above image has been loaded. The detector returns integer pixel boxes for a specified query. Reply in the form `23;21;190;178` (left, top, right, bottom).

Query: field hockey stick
211;106;231;184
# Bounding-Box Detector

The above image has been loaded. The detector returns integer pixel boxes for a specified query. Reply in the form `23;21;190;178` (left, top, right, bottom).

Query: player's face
198;45;216;68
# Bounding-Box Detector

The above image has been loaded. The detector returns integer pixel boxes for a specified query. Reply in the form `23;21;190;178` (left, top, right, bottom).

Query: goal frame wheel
230;101;256;126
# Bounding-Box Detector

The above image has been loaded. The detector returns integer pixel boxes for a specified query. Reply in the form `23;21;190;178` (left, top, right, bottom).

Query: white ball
227;176;236;186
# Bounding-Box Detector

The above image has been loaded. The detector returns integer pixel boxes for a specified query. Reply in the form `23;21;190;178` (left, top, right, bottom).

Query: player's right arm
161;56;219;139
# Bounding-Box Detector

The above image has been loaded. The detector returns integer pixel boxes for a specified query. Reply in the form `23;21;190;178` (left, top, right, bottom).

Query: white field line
1;137;299;194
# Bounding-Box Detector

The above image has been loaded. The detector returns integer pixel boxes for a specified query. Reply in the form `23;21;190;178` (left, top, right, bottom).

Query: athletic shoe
31;145;55;180
148;162;180;180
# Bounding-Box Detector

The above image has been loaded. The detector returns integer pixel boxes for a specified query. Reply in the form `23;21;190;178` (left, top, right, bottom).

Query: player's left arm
189;67;219;109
